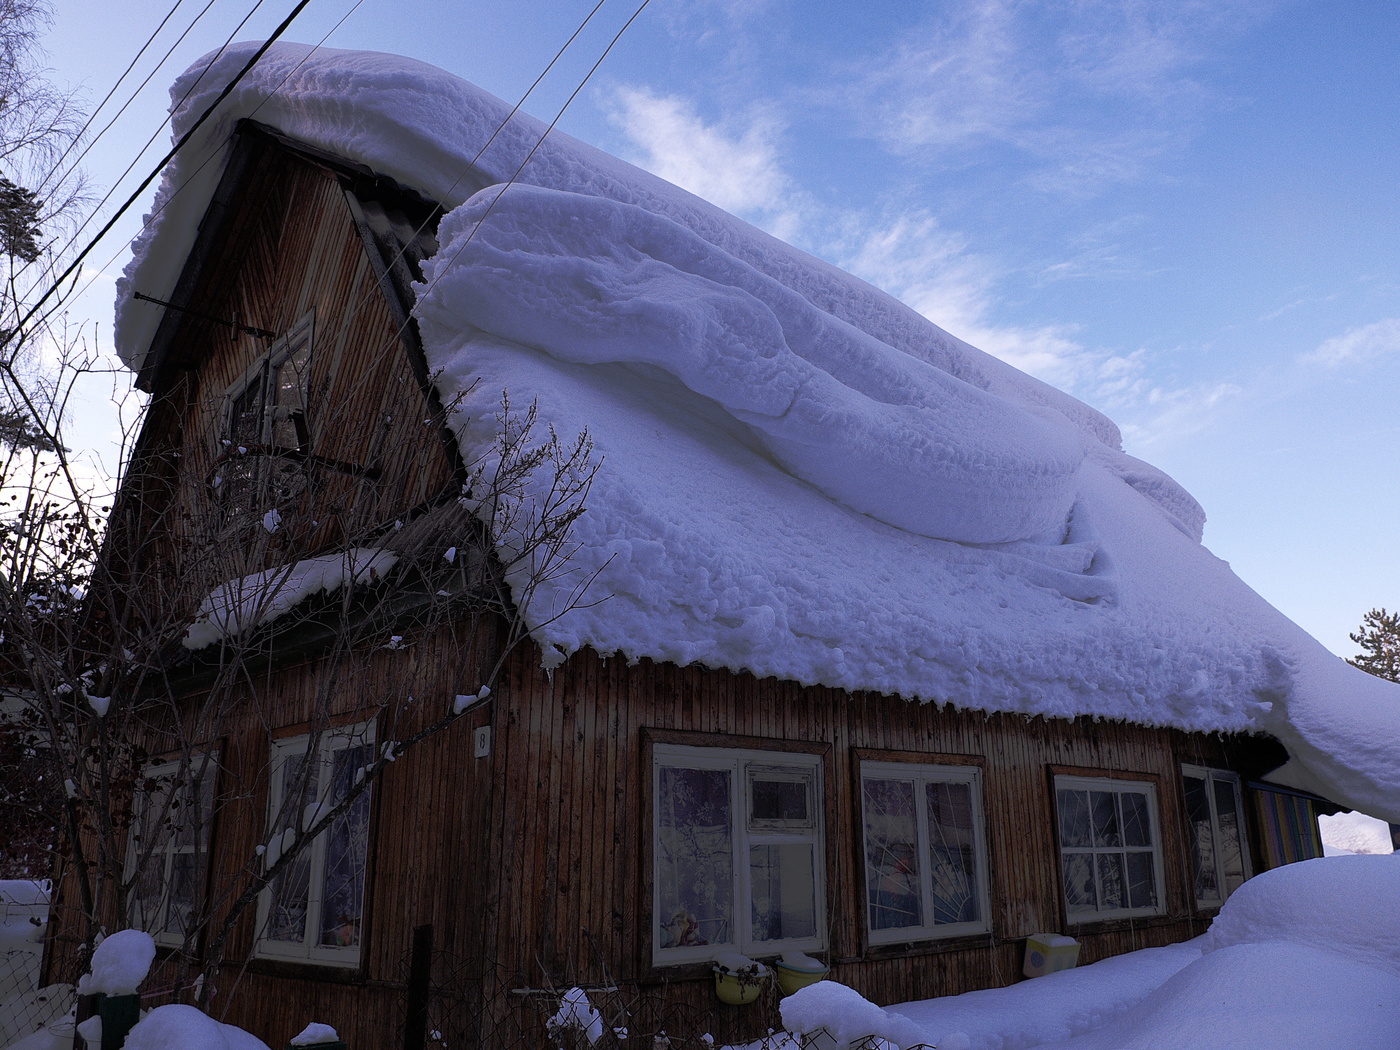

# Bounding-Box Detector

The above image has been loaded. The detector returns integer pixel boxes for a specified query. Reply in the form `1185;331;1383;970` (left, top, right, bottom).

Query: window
653;744;824;964
1182;765;1250;908
860;761;990;944
215;313;313;515
1054;776;1164;921
126;756;216;948
256;722;374;966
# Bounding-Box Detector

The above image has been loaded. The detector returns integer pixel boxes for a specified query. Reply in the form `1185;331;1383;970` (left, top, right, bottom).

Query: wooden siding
107;135;457;627
120;638;1264;1050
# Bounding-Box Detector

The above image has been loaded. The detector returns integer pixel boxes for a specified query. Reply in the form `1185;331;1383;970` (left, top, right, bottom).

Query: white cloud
606;85;803;238
855;0;1272;190
1303;318;1400;368
606;86;1236;446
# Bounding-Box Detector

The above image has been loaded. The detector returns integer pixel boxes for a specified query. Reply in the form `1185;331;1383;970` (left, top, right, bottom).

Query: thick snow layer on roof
115;43;1400;819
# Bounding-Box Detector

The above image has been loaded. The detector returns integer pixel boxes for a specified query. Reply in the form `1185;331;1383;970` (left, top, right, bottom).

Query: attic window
216;313;314;514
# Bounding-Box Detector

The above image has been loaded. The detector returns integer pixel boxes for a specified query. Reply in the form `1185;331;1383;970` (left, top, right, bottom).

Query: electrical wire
3;0;318;351
36;0;221;202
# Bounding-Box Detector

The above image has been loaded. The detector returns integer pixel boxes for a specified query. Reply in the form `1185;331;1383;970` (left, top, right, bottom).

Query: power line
36;0;220;203
2;0;318;353
39;0;274;277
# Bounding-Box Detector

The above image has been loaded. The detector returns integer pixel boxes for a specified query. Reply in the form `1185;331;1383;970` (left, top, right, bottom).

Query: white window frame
254;721;374;967
1054;775;1165;923
652;744;826;965
124;754;217;949
860;761;992;945
1181;764;1252;909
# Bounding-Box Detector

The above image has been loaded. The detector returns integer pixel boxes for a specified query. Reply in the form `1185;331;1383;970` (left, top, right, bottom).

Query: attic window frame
221;310;315;457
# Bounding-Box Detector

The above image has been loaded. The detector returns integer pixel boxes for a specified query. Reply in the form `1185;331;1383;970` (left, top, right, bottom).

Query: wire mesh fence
0;948;76;1049
396;950;936;1050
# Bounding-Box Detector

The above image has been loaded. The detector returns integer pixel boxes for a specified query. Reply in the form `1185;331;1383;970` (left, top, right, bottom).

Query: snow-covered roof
115;43;1400;821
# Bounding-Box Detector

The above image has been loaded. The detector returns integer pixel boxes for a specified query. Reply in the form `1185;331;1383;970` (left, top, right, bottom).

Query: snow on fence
393;948;935;1050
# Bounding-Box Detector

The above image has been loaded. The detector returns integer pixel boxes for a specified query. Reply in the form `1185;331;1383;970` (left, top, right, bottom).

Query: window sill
856;930;997;962
243;956;367;985
1064;912;1183;937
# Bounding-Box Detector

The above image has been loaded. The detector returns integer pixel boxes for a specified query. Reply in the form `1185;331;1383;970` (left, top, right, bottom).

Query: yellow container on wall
713;965;769;1005
1023;933;1080;978
774;959;829;996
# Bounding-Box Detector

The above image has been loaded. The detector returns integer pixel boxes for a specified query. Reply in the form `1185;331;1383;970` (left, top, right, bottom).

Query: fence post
402;923;434;1050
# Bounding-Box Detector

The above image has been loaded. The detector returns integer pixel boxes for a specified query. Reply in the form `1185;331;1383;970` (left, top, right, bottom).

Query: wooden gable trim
137;127;266;394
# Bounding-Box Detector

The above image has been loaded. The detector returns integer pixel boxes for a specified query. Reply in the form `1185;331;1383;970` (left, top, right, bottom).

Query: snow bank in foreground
123;1005;270;1050
182;548;398;649
114;43;1400;819
888;855;1400;1050
887;940;1203;1050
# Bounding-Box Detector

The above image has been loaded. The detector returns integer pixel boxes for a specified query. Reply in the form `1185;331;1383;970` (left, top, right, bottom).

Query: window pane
863;778;921;931
1183;775;1219;903
750;772;810;828
1062;853;1097;914
926;782;979;925
1091;791;1121;847
1126;851;1158;910
267;848;313;943
229;371;267;446
657;766;732;950
1212;778;1246;895
132;857;165;933
165;852;198;938
749;843;817;942
1120;791;1152;848
272;345;311;449
1096;852;1126;910
267;754;316;944
319;744;373;949
1057;789;1091;847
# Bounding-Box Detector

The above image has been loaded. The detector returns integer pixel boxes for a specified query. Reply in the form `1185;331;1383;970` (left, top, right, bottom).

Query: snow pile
114;43;1400;819
781;981;934;1049
1202;853;1400;974
886;855;1400;1050
546;987;604;1046
1319;809;1394;855
288;1022;339;1045
888;940;1203;1050
76;929;156;995
182;548;398;649
122;1005;271;1050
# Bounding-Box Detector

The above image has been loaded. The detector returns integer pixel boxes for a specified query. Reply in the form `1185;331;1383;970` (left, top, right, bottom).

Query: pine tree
1347;607;1400;683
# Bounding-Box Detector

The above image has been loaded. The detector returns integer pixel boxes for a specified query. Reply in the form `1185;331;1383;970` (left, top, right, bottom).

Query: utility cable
38;0;272;277
36;0;221;202
3;0;318;353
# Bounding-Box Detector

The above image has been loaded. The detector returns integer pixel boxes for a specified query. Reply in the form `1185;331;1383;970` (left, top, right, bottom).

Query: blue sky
38;0;1400;656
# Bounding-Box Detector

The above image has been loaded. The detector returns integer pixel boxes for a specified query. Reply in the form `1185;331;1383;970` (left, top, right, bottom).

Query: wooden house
53;44;1398;1050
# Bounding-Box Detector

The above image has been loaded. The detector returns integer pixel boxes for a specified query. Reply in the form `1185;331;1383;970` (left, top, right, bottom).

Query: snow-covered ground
813;855;1400;1050
9;856;1391;1050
